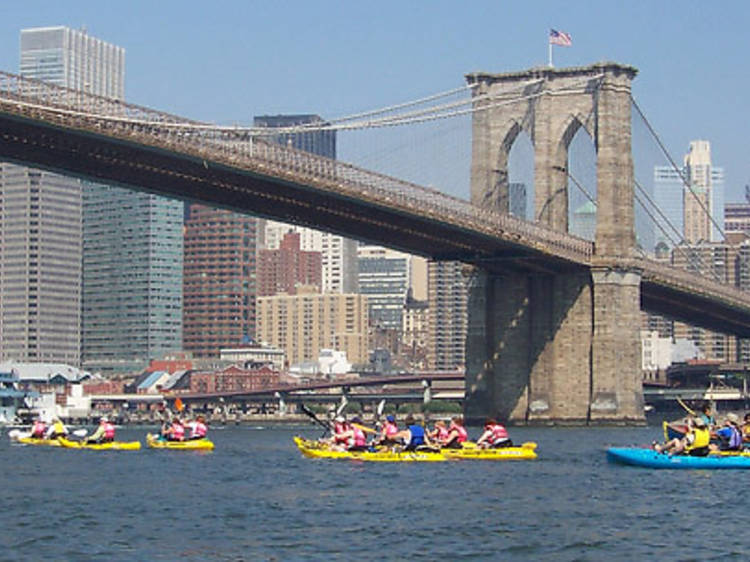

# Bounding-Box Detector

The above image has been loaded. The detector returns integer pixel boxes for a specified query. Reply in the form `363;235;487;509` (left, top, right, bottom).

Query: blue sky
0;1;748;202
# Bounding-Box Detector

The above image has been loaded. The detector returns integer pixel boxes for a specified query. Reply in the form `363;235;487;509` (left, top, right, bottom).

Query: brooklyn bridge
0;61;748;423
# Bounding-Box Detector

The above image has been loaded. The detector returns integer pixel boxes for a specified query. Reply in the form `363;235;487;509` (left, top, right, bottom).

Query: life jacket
435;426;450;441
351;425;367;448
449;423;468;443
334;423;349;444
686;427;710;451
383;421;398;438
191;421;207;439
103;422;116;440
407;424;425;448
31;421;46;437
727;425;743;449
51;421;67;436
488;423;509;445
170;423;185;440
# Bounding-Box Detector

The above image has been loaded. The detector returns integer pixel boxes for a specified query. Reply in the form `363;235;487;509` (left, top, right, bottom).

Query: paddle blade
175;398;184;412
72;429;88;437
352;422;377;434
376;399;385;417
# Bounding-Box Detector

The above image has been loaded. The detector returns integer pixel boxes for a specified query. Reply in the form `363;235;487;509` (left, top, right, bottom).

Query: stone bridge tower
464;62;644;424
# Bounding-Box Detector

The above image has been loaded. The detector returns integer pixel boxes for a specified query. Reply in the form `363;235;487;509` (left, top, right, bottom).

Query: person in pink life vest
329;416;369;452
442;416;469;449
30;417;47;439
428;420;450;443
186;415;208;440
86;417;116;444
164;418;185;441
374;414;400;446
476;418;513;449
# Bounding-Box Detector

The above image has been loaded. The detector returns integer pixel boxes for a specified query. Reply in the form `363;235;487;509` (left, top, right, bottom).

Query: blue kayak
607;447;750;469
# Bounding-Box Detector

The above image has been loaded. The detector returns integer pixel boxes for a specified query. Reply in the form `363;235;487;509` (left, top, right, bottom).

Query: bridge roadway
1;72;750;335
89;373;465;406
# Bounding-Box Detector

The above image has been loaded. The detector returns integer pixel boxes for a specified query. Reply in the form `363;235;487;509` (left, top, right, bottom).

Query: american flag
549;29;572;47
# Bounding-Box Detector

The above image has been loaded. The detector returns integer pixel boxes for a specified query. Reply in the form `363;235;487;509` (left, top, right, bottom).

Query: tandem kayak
607;447;750;469
146;433;214;450
294;436;446;462
441;441;538;460
58;437;141;451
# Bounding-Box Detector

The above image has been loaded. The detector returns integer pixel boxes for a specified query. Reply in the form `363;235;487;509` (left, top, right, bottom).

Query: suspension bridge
0;61;747;424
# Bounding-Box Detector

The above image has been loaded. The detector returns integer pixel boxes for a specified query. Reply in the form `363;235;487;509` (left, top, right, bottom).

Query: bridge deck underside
0;114;580;276
641;280;750;338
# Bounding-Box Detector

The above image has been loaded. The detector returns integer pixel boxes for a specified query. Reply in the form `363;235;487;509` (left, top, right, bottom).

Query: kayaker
655;417;710;456
85;417;116;444
45;416;68;439
442;416;469;449
163;418;185;441
329;416;368;451
374;414;399;446
743;413;750;443
428;420;449;443
699;404;716;429
30;417;47;439
186;415;208;440
390;415;434;451
476;418;513;449
710;413;743;452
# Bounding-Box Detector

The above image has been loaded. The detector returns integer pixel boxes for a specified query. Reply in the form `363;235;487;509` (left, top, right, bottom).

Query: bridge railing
0;70;594;264
638;257;750;306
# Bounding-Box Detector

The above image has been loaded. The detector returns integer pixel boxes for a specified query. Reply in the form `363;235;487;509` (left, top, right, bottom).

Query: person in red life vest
186;415;208;440
30;417;47;439
476;418;513;449
442;416;469;449
329;416;369;452
86;417;116;444
374;414;400;446
428;420;450;443
163;418;185;441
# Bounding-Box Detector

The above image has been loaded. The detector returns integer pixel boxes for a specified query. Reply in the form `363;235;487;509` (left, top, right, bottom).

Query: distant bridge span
169;372;465;403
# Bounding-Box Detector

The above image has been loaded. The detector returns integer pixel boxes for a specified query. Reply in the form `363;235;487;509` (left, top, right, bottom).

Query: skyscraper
253;114;336;157
653;140;724;251
357;245;412;332
1;27;125;365
428;261;467;370
83;186;184;373
257;231;322;296
183;204;257;358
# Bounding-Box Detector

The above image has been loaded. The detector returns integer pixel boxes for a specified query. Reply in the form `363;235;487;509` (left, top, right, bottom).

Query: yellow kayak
58;437;141;451
16;436;64;447
440;441;538;460
294;436;446;462
146;433;214;450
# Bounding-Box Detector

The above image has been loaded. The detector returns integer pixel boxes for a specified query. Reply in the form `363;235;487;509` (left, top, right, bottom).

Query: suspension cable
631;97;726;242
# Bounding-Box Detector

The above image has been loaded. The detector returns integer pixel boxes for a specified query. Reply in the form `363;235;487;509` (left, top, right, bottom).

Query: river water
0;423;747;561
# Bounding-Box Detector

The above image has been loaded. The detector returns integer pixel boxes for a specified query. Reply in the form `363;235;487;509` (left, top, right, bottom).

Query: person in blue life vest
389;415;435;451
710;413;743;452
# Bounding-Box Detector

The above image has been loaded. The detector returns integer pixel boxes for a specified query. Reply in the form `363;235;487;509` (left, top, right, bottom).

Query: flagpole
548;40;553;67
